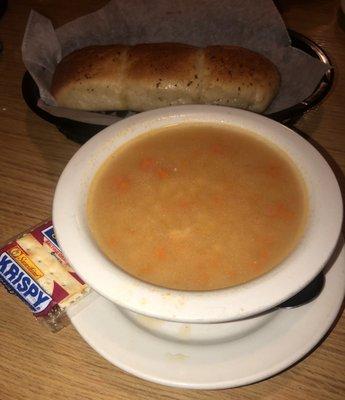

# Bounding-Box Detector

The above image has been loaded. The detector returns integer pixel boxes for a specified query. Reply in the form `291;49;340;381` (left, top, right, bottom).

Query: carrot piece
156;167;169;179
263;164;281;178
107;237;117;248
210;143;225;155
177;199;192;209
198;271;210;285
258;248;269;263
260;234;275;247
113;176;130;193
139;157;156;172
154;246;167;260
211;194;225;206
265;201;295;221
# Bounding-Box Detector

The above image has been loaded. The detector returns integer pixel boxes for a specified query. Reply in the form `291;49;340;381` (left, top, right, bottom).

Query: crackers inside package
0;221;90;332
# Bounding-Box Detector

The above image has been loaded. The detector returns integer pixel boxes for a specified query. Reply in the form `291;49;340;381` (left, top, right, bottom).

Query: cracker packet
0;220;90;332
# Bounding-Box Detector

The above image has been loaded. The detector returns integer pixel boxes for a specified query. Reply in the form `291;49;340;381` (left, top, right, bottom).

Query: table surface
0;1;344;399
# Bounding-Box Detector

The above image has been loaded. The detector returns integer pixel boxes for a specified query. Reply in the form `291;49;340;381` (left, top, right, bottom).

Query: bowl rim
53;105;343;323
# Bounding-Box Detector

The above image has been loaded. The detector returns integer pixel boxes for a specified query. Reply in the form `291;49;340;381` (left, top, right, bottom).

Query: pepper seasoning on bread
51;43;280;113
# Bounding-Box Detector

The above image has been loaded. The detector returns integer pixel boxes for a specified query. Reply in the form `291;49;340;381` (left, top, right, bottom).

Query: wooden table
0;1;344;399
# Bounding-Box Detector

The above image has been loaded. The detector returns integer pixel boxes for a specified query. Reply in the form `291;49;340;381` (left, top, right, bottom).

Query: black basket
22;30;334;144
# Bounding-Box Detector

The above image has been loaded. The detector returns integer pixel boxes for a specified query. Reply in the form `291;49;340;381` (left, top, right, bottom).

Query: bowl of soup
53;105;342;324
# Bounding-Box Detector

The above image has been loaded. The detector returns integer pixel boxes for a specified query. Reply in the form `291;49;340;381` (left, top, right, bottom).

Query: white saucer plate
68;244;345;390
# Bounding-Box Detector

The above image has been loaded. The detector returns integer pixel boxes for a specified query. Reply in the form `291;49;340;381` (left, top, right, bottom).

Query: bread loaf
51;43;280;113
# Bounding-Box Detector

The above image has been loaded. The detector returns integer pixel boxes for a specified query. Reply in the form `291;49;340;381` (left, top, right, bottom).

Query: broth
87;123;308;291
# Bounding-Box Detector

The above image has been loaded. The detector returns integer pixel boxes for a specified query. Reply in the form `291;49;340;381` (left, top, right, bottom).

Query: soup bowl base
67;243;345;389
119;307;279;344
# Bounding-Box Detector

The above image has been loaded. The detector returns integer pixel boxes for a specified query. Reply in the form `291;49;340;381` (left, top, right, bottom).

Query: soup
87;123;308;291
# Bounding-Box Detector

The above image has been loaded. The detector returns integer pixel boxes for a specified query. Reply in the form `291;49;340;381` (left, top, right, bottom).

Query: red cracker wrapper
0;220;90;332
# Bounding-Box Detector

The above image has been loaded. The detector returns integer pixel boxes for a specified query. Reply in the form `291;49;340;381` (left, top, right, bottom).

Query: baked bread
51;43;280;113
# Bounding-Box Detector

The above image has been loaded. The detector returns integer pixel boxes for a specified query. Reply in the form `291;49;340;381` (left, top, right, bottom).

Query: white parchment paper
22;0;330;125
